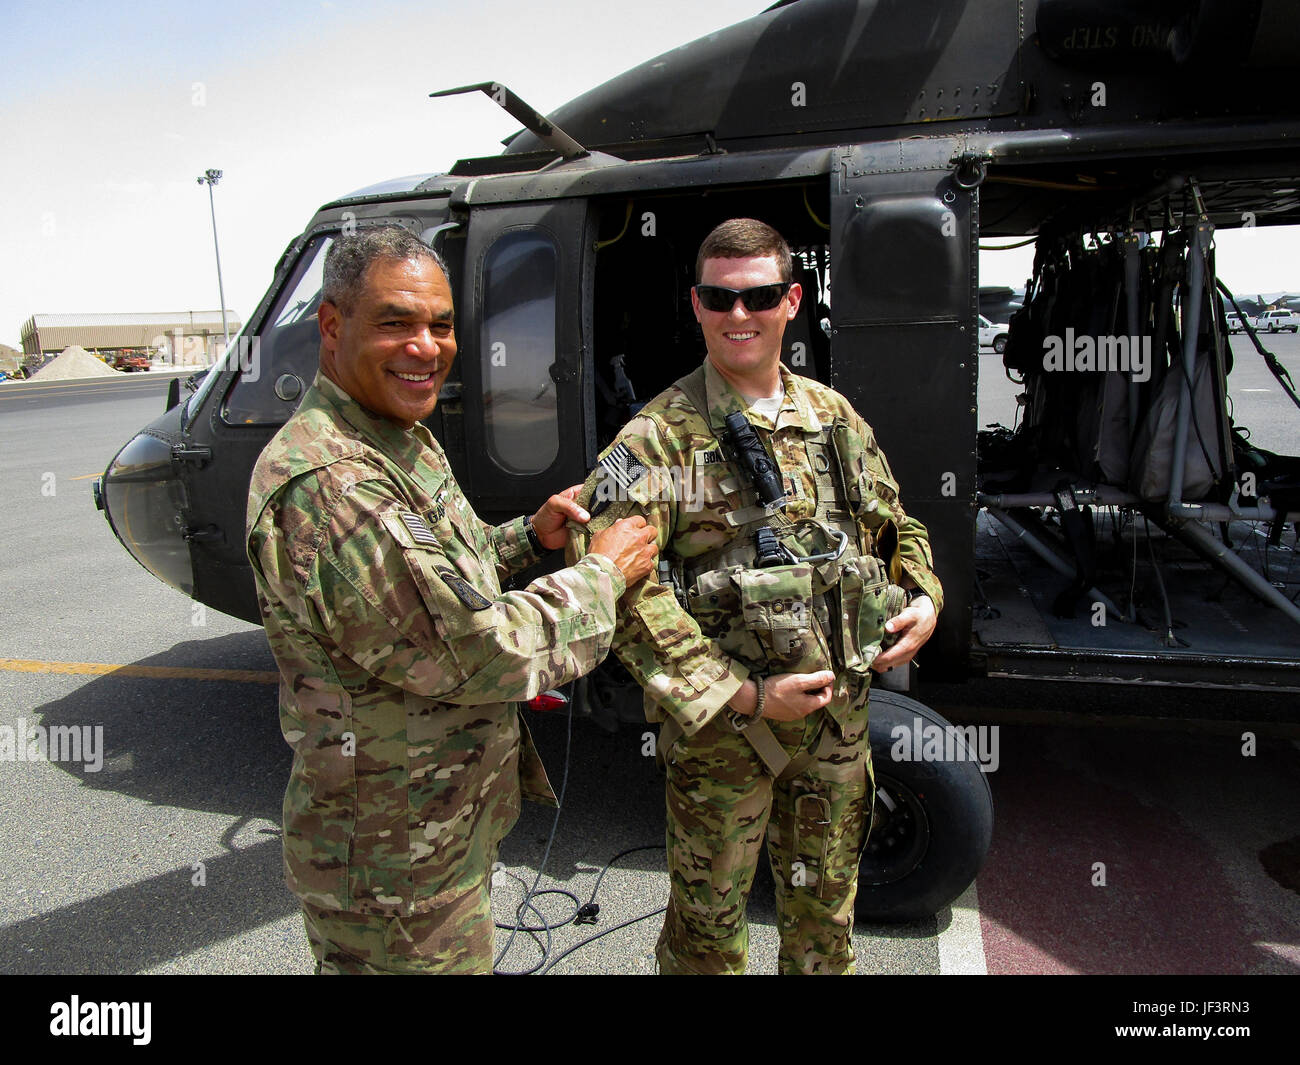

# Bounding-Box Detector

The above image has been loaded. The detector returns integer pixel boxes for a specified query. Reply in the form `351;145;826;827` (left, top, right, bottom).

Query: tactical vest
665;367;908;708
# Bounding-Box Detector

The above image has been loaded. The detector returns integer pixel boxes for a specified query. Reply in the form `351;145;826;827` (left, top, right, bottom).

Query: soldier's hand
745;670;835;722
530;485;589;551
872;594;938;673
589;516;659;585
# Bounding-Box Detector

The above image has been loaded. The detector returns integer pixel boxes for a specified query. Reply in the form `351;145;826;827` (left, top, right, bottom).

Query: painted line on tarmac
936;880;988;975
0;658;278;684
69;474;101;481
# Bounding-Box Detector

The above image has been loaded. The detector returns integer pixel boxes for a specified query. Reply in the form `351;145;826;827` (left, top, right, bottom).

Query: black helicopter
95;0;1300;921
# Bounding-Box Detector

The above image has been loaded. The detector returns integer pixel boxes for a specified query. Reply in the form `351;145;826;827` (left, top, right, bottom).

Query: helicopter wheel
857;690;994;923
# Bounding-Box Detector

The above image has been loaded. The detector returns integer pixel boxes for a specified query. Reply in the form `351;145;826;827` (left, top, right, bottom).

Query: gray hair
322;226;448;313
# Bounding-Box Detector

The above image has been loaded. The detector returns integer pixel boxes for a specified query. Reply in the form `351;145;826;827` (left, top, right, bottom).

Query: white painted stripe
937;879;987;975
1241;389;1271;393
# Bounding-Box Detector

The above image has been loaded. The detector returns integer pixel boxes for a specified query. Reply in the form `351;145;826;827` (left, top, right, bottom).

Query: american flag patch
598;442;648;493
399;510;439;548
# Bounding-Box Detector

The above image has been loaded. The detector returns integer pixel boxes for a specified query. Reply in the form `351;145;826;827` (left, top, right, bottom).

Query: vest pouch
735;563;821;672
839;555;906;675
687;567;765;670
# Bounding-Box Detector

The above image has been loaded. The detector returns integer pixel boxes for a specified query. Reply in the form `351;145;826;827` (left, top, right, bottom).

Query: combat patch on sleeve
433;566;493;611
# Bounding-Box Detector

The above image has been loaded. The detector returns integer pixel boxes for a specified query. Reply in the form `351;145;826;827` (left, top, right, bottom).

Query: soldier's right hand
589;516;659;586
750;670;835;722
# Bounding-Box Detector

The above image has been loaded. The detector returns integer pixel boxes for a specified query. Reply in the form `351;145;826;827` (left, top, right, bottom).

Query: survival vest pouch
663;366;909;778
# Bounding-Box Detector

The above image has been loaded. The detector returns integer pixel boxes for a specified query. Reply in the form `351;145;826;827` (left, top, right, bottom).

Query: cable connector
574;903;600;925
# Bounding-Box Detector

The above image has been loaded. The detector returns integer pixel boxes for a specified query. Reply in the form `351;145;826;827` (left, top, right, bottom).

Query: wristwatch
905;586;931;607
523;516;544;554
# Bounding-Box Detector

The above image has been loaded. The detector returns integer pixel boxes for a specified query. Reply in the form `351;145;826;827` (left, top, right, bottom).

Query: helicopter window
220;234;334;426
480;230;559;475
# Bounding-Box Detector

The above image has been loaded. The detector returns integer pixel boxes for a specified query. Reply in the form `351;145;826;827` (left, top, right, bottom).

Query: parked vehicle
112;353;152;372
1257;309;1300;332
979;314;1010;352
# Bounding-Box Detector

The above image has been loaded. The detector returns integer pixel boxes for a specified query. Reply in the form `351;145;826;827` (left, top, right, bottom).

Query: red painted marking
975;727;1260;975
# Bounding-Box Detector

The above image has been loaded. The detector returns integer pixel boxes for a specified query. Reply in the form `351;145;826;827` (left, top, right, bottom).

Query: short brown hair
695;218;792;283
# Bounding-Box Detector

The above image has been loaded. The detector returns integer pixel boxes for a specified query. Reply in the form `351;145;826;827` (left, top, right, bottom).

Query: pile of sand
30;345;121;381
0;344;21;376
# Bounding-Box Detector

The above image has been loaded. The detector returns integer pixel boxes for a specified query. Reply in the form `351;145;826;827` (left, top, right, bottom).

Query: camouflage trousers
301;880;495;975
657;710;872;975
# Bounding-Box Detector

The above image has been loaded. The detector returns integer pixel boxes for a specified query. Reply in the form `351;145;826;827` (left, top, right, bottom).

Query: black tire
992;334;1008;354
857;691;994;923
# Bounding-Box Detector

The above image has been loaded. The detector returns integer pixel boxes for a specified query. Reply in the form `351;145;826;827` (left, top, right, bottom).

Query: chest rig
662;367;908;723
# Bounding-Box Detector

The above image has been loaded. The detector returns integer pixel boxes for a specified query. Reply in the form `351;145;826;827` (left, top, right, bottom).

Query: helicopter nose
99;411;195;597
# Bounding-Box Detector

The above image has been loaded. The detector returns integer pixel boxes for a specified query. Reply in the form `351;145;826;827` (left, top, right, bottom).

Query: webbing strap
657;709;839;782
673;365;714;432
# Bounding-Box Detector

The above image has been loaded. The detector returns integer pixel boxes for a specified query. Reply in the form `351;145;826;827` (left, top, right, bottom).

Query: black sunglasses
694;281;791;313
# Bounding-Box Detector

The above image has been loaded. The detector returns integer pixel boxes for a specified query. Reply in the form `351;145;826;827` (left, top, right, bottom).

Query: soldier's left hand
872;595;938;673
531;485;591;551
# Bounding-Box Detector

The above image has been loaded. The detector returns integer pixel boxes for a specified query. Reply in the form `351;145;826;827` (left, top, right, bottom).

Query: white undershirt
741;388;784;423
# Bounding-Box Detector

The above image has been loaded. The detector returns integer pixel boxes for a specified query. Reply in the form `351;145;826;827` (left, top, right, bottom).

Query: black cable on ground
490;697;668;974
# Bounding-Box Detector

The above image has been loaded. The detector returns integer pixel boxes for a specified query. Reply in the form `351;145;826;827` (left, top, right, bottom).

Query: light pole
196;168;230;358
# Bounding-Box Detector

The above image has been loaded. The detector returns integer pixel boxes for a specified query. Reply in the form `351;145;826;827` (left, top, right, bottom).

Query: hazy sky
3;0;1296;348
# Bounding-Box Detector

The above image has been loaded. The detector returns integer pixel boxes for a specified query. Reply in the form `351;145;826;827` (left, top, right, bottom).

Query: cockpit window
480;230;560;475
220;234;334;426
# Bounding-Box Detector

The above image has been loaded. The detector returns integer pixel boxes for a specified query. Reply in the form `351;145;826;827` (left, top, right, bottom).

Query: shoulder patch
434;566;493;611
599;442;649;493
590;441;650;517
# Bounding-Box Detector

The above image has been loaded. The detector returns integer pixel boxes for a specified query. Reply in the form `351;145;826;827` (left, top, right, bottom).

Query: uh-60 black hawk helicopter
96;0;1300;922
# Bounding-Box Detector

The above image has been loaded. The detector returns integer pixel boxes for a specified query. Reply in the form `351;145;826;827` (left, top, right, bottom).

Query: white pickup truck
1255;308;1300;332
978;314;1010;353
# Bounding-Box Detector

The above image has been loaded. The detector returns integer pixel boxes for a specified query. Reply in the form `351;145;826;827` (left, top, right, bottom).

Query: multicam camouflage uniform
248;372;626;974
568;360;941;974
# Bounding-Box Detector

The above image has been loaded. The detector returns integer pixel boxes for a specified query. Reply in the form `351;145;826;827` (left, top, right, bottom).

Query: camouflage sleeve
297;475;626;704
488;515;541;581
565;417;748;737
850;411;944;613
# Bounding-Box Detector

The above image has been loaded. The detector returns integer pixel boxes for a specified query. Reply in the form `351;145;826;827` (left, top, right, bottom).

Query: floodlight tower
197;168;230;352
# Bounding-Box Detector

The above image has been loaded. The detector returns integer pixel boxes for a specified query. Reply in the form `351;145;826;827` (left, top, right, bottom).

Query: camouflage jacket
247;372;625;917
568;360;942;744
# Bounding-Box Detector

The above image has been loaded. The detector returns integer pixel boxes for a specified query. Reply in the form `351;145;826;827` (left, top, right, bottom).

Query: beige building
20;311;242;365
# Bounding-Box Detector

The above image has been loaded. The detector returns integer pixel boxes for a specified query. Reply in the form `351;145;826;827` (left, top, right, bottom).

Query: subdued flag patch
599;442;648;494
399;511;439;548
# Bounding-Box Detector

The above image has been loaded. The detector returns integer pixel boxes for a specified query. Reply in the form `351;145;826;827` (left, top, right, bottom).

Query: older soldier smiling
248;227;657;974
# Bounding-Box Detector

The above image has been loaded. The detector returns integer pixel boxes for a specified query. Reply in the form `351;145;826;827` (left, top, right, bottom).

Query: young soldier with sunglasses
569;217;942;974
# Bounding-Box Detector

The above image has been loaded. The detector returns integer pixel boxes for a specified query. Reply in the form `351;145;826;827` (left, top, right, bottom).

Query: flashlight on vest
724;412;787;510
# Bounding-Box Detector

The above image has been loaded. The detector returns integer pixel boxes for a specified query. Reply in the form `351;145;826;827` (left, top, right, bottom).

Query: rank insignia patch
434;566;493;611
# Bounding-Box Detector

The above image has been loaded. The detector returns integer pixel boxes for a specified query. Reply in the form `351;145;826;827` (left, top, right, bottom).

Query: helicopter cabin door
829;141;979;678
457;198;593;521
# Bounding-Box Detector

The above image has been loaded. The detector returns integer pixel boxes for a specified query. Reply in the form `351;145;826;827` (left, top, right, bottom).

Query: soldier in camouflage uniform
247;227;657;974
568;219;942;974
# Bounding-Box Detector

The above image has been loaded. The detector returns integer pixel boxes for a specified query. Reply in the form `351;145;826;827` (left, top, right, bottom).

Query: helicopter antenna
430;82;588;160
